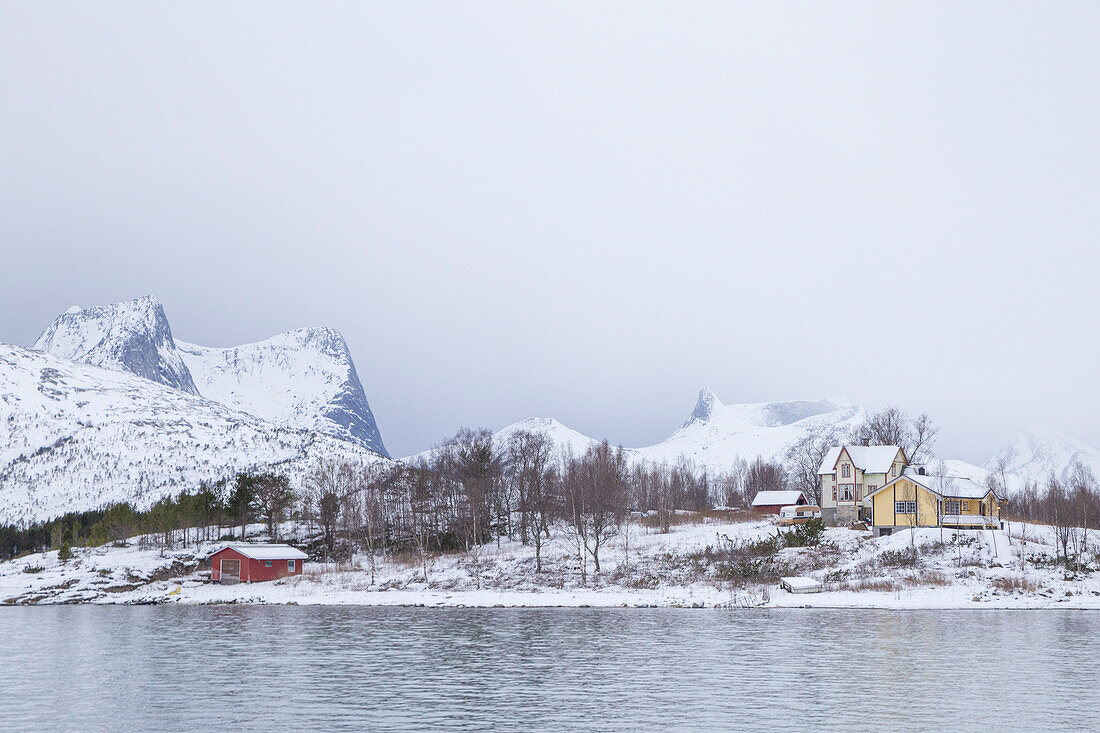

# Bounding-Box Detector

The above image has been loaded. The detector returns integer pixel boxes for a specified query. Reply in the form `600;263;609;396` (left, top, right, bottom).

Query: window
840;485;853;501
895;500;916;514
842;464;851;478
832;486;837;501
892;463;899;477
265;561;272;567
962;501;969;512
944;500;960;515
288;560;296;572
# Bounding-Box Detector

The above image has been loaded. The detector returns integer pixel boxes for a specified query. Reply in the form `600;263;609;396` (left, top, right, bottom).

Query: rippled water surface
2;606;1098;731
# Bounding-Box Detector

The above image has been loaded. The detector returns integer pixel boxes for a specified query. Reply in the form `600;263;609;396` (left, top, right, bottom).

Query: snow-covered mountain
33;296;388;456
33;296;199;395
986;427;1100;486
474;391;1100;495
176;328;387;456
0;343;386;525
492;417;605;458
636;389;865;472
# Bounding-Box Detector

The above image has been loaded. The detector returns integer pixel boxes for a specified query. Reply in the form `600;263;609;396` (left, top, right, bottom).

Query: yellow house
865;467;1005;537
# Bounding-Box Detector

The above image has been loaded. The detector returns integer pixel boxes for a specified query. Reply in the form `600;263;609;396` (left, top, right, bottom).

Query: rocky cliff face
34;296;199;395
177;327;388;456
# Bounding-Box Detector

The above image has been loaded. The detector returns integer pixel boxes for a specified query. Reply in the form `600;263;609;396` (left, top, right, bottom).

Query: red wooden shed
210;544;308;584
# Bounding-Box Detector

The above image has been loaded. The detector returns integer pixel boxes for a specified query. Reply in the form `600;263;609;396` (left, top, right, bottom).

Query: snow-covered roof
751;490;806;506
781;576;823;591
818;445;902;475
867;468;1002;501
212;544;308;560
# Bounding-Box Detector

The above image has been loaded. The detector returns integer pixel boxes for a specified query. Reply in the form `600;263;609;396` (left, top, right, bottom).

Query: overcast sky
2;2;1098;461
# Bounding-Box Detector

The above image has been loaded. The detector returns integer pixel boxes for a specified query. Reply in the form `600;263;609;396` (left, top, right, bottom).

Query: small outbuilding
210;544;308;584
780;576;823;594
751;490;808;514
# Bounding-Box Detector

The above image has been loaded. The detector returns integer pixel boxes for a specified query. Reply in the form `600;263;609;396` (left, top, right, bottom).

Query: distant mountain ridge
986;427;1100;486
407;389;867;476
443;389;1100;495
33;296;388;456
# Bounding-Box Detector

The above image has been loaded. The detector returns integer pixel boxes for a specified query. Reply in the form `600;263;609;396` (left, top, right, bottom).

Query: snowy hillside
492;417;605;457
404;416;608;465
33;296;199;395
0;343;386;525
33;296;388;456
177;328;387;456
987;427;1100;486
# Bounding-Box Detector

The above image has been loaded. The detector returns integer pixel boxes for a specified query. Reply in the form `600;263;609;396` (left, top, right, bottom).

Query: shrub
58;542;73;562
746;536;781;556
636;509;758;529
878;548;919;568
779;519;825;548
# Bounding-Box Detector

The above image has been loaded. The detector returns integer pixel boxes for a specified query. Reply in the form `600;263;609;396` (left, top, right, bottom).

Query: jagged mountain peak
688;387;722;423
33;295;199;395
682;389;852;431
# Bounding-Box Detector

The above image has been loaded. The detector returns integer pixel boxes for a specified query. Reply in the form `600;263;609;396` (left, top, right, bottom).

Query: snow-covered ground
4;514;1100;610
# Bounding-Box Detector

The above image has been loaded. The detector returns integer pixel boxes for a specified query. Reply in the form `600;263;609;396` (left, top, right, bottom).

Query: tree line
10;404;1097;572
0;472;293;561
0;406;943;565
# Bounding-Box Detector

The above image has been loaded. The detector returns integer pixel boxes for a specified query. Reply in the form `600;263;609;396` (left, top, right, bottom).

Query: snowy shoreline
5;516;1100;610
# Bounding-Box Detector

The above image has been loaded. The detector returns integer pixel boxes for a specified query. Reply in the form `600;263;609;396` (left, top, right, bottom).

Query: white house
817;444;907;525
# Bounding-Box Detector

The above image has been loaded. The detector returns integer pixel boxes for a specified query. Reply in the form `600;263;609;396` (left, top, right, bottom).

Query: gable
868;472;999;502
818;446;843;475
819;445;905;476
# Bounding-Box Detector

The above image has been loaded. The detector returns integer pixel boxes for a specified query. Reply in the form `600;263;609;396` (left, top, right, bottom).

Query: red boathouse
210;544;308;584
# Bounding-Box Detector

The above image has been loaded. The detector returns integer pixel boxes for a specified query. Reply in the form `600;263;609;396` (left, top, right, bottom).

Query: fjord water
1;607;1097;732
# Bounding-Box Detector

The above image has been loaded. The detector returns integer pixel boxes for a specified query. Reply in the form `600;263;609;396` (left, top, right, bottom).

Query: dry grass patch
902;571;951;587
992;574;1041;593
636;509;757;530
388;550;430;569
828;577;897;593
